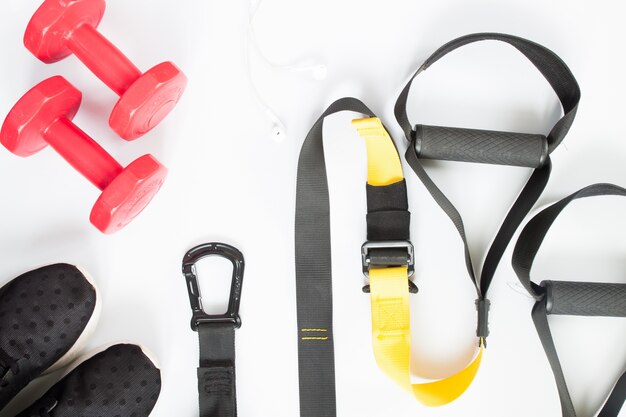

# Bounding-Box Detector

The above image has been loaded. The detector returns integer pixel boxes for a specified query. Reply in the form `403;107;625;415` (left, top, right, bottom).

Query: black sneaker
0;264;100;411
17;344;162;417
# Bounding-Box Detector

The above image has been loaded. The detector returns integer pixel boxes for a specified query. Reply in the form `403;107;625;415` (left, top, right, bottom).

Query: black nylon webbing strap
295;97;407;417
366;180;410;241
198;323;237;417
512;183;626;417
394;33;581;342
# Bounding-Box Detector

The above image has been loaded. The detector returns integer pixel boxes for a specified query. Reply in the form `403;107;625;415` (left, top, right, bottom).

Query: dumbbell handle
45;117;123;190
543;280;626;317
69;24;142;96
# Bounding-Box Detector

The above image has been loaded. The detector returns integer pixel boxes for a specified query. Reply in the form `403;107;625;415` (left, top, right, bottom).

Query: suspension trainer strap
512;183;626;417
295;96;485;415
295;97;380;417
394;33;581;344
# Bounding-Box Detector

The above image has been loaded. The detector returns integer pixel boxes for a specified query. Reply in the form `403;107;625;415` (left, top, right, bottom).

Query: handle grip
414;124;548;168
542;281;626;317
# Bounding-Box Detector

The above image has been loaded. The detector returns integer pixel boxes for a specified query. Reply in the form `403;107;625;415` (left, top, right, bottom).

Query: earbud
265;109;287;143
271;124;287;142
311;64;329;81
289;63;329;81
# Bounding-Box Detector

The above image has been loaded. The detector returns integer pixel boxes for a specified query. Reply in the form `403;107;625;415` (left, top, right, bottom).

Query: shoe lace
38;408;52;417
0;348;20;380
36;397;58;417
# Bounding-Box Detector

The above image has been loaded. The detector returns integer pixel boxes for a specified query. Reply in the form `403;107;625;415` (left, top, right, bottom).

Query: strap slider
182;243;245;331
476;298;491;342
361;241;417;294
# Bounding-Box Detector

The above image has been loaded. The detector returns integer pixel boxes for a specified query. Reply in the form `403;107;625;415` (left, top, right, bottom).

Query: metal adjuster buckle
361;241;418;294
182;242;245;331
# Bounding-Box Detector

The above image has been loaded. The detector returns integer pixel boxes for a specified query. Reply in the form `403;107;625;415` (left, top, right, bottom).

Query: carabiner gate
182;242;245;331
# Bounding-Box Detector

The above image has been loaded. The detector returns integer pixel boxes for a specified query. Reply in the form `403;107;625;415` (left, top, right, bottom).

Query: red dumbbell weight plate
90;155;167;234
110;62;187;140
25;0;106;63
0;76;81;157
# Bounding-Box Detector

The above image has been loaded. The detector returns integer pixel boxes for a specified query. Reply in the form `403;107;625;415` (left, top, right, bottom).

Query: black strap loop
512;183;626;417
512;183;626;300
295;97;391;417
395;33;580;342
395;32;581;151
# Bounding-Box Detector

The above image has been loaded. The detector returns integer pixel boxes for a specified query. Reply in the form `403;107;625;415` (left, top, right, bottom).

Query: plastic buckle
361;241;418;294
475;298;491;346
182;243;245;331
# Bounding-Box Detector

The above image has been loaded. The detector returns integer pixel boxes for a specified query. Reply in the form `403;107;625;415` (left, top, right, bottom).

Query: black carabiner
182;242;245;331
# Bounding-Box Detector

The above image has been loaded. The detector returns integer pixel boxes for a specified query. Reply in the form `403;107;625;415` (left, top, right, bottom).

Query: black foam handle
542;281;626;317
414;124;548;168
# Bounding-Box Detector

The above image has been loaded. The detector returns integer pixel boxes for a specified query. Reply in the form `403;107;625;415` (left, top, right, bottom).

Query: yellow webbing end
352;118;404;186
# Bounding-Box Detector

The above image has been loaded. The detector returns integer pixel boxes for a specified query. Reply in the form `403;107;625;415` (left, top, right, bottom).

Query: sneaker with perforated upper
17;343;162;417
0;264;100;411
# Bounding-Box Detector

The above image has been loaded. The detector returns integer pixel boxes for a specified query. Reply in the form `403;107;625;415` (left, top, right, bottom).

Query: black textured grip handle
415;124;548;168
543;281;626;317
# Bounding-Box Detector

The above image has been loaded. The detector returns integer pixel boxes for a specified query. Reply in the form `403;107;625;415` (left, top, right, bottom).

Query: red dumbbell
0;76;168;234
24;0;187;141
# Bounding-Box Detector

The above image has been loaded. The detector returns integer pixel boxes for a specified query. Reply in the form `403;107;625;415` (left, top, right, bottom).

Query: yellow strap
352;117;404;186
353;117;484;406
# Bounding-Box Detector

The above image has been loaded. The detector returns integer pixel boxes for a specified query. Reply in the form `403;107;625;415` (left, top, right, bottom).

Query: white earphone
246;0;328;142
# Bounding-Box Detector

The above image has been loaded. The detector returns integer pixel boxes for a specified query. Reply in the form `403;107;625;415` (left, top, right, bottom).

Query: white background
0;0;625;416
